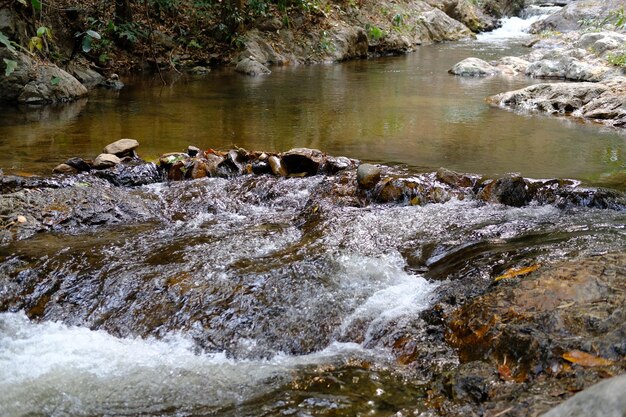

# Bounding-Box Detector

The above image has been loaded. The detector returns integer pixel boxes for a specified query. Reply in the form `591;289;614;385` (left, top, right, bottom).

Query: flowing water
1;9;626;417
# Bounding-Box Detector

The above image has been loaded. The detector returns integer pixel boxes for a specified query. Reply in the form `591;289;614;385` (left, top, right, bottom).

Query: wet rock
103;138;140;157
427;0;497;33
281;148;326;176
325;156;356;174
102;75;124;90
159;152;188;167
52;163;78;174
235;57;271;76
436;167;474;188
93;153;121;169
543;373;626;417
0;179;161;242
93;163;162;187
494;176;532;207
190;159;209;179
356;164;382;189
449;57;499;77
447;252;626;380
65;157;92;172
251;161;271;175
444;361;495;403
268;155;287;177
376;178;406;203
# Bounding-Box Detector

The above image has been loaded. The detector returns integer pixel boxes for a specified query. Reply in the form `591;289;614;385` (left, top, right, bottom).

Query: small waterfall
476;5;561;41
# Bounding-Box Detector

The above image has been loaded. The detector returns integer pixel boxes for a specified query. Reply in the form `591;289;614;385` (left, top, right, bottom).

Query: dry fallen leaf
562;350;614;367
494;264;541;282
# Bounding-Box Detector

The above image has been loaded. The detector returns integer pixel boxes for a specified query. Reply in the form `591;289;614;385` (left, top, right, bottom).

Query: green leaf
36;26;47;37
82;36;92;52
50;76;60;86
31;0;42;11
28;36;43;52
0;31;16;53
3;58;17;76
85;30;101;40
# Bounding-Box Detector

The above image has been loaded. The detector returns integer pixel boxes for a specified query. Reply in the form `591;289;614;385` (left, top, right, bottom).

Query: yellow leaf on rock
562;350;614;367
494;264;541;282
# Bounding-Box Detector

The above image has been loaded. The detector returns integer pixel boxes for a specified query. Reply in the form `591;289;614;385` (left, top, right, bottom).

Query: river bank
0;0;525;104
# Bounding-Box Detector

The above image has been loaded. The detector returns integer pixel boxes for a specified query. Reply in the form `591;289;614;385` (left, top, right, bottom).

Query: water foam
476;7;558;42
0;311;371;416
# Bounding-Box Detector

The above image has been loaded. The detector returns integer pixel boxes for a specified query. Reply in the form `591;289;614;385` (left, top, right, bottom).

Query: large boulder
0;49;87;104
488;78;626;126
424;0;497;32
530;0;626;33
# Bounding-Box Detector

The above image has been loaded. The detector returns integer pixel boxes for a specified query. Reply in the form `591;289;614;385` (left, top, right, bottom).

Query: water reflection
0;42;624;183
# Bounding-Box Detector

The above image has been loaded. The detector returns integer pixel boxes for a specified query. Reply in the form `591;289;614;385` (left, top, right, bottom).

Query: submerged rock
449;57;499;77
52;163;78;174
235;58;271;76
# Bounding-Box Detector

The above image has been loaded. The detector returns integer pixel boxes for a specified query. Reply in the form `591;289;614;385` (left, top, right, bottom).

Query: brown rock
103;139;139;156
53;163;78;174
93;153;121;169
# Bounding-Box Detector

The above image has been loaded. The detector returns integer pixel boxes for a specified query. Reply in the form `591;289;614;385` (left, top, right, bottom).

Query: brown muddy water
1;18;626;417
0;41;624;185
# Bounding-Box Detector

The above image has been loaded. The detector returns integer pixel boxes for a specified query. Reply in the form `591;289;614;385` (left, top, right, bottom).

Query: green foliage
3;58;17;76
0;31;16;53
579;7;626;31
365;23;384;41
75;29;102;53
17;0;41;11
607;51;626;67
28;26;51;54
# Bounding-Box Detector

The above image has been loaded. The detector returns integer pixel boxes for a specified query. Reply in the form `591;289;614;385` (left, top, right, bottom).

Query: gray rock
357;164;382;189
65;157;92;172
189;66;210;75
495;56;530;76
71;65;105;89
576;32;626;55
0;49;87;104
417;8;474;42
542;374;626;417
488;82;607;114
93;153;121;169
526;59;567;79
530;0;626;33
235;58;271;77
449;57;499;77
326;26;369;61
103;139;139;156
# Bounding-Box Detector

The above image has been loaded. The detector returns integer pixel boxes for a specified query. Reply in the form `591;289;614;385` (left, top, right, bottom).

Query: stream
1;8;625;417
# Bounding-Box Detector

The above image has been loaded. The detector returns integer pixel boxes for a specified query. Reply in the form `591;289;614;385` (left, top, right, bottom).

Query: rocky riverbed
450;0;626;128
1;140;625;416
